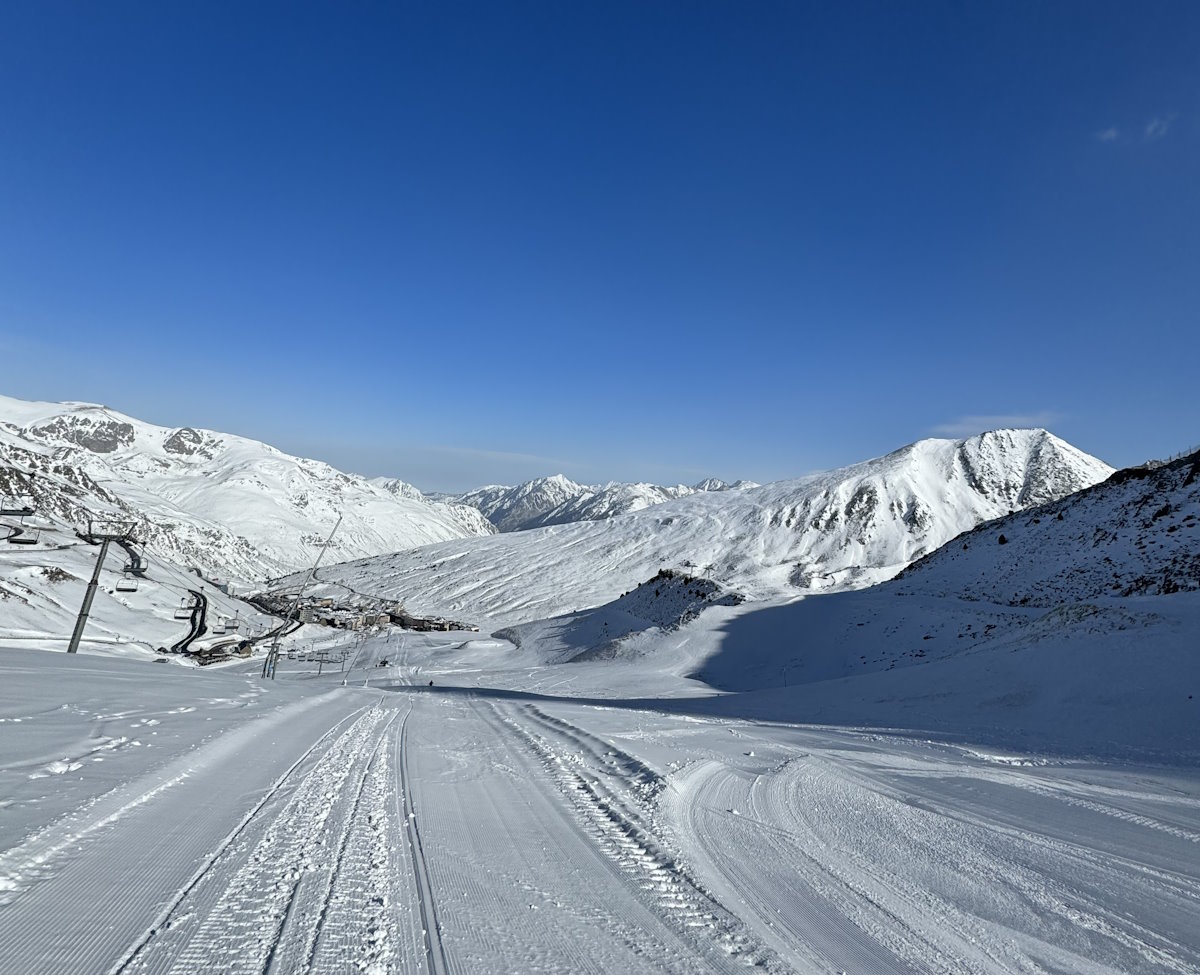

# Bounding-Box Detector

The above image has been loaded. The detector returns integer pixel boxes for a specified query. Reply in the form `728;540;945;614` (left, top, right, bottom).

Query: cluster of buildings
293;597;478;633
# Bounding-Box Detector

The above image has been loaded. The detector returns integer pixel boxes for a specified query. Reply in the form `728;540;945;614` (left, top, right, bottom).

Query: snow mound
496;568;744;664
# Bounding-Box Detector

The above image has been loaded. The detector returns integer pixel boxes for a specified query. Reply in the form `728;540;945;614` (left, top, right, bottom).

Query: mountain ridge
292;428;1113;628
450;473;760;532
0;394;494;583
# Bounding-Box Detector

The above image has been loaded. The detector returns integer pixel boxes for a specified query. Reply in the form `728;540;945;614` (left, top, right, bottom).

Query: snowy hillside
4;437;1197;975
452;474;757;532
0;395;495;583
295;429;1113;627
495;568;745;665
0;509;282;658
648;447;1200;760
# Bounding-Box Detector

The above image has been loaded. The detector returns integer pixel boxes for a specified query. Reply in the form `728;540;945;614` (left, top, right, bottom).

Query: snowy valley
2;395;1197;975
294;427;1113;627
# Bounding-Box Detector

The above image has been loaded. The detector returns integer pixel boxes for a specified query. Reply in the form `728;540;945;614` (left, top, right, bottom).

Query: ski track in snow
396;705;450;975
117;704;424;975
3;633;1198;975
495;702;785;971
653;726;1200;975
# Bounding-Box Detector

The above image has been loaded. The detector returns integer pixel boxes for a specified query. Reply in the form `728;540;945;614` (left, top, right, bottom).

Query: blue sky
1;2;1196;491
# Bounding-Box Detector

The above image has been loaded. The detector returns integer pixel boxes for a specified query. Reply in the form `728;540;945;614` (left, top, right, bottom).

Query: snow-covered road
2;641;1198;974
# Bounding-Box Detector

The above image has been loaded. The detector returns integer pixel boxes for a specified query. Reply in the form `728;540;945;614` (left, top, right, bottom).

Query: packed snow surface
1;621;1196;974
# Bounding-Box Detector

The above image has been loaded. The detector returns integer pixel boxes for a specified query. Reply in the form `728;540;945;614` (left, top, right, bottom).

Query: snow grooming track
306;707;416;975
665;741;1200;975
104;704;370;975
493;702;787;973
114;704;414;975
396;704;450;975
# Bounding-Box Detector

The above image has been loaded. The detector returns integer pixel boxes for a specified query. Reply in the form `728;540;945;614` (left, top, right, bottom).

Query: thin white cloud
932;412;1063;437
1144;114;1175;140
1095;126;1119;142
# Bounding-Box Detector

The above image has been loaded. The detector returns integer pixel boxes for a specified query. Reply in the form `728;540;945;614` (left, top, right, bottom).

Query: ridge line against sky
1;2;1196;490
0;390;1138;496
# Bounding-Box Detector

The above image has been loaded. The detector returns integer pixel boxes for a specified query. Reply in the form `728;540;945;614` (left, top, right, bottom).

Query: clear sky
1;2;1196;491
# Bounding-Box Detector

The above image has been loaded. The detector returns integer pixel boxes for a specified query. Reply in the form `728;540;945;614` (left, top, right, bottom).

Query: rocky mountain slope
0;395;493;584
294;429;1113;628
452;474;589;532
520;440;1197;681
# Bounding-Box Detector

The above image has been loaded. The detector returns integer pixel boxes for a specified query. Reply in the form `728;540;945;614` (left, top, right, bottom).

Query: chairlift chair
213;620;227;635
5;527;38;545
116;574;139;593
174;598;193;620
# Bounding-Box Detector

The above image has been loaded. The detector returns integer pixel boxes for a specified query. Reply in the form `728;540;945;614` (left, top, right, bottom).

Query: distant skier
428;679;434;687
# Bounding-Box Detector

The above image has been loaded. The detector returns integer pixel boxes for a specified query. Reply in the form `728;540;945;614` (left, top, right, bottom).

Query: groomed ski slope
2;635;1197;975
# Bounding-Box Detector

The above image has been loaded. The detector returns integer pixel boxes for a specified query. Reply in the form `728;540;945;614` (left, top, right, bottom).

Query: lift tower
68;519;139;655
262;514;342;679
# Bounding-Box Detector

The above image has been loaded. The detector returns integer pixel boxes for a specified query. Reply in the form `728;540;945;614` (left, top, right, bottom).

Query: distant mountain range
448;474;759;532
0;396;766;584
17;386;1187;704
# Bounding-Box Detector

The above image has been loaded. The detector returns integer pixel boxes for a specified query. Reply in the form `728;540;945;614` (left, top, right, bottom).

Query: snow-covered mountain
691;477;758;493
369;476;494;535
295;429;1113;627
528;482;700;529
894;447;1200;604
367;476;427;503
453;474;758;532
669;445;1199;763
0;395;494;584
453;474;587;532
